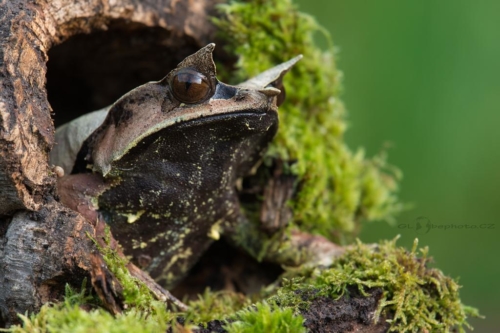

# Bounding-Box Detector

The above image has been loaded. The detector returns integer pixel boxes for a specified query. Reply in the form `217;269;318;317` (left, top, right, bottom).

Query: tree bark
0;203;96;326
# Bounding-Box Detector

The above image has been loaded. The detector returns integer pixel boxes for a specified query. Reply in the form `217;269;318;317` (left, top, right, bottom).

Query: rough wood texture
0;0;219;326
0;204;96;326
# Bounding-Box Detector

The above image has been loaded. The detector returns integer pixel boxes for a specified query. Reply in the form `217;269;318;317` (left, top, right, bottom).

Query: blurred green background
295;0;499;331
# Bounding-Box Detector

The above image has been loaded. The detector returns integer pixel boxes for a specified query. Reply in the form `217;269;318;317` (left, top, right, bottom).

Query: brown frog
51;44;340;296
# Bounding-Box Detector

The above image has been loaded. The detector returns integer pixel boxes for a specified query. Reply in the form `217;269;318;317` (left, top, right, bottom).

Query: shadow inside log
47;20;202;127
171;238;284;299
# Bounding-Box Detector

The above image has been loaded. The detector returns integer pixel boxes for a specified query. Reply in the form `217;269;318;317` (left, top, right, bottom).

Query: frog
51;44;341;298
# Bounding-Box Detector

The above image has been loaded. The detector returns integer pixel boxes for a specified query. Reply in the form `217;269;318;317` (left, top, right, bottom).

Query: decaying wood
260;159;296;233
0;0;220;326
0;203;96;325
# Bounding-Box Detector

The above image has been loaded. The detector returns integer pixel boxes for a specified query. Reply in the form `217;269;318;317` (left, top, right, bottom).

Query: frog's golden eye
170;68;212;104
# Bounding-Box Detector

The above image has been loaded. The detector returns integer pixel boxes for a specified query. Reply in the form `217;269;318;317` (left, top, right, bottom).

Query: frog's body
52;44;306;287
94;112;277;286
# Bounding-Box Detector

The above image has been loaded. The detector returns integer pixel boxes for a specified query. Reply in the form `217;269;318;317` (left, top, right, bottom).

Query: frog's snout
233;87;281;107
258;87;281;97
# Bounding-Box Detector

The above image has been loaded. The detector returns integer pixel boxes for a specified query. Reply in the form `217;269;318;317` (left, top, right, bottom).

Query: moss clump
224;302;306;333
182;289;251;324
214;0;404;242
267;238;480;333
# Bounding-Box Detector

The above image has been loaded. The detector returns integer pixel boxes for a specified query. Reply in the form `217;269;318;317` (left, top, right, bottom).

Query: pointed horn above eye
238;55;303;89
173;43;217;78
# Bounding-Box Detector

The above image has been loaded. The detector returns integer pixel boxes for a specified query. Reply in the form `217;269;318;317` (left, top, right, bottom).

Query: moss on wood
6;239;479;332
214;0;404;242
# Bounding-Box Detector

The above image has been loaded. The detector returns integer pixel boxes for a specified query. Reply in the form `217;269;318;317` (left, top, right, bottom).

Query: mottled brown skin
58;44;300;287
94;112;278;286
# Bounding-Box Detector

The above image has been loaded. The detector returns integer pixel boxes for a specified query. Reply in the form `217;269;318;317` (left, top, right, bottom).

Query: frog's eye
170;68;212;104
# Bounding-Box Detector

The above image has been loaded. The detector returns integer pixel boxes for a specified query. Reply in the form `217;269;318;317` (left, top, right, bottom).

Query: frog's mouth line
146;110;279;146
174;109;275;122
100;102;279;176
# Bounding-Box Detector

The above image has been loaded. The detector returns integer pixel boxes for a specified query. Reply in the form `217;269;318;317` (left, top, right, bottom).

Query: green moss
5;282;173;333
90;227;157;310
267;238;481;333
6;239;479;332
214;0;404;242
224;302;306;333
230;216;308;266
182;289;251;324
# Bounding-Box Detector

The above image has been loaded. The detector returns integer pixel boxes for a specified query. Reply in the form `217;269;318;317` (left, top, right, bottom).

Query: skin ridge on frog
52;44;309;288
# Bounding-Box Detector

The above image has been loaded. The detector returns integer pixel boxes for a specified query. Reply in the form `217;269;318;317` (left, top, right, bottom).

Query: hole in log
46;20;201;127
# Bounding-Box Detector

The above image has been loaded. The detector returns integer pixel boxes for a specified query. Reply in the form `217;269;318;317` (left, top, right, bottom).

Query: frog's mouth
159;108;279;146
117;108;279;176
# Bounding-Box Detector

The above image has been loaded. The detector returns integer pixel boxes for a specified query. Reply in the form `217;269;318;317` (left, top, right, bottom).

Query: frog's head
79;44;301;176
